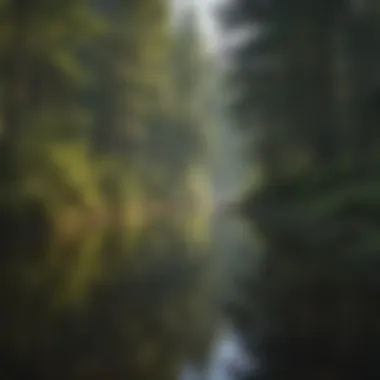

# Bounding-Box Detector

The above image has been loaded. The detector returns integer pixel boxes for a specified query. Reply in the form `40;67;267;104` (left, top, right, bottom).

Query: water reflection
181;322;256;380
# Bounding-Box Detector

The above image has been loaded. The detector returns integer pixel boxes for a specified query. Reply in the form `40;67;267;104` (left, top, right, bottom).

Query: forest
2;0;380;380
0;1;219;379
218;1;380;379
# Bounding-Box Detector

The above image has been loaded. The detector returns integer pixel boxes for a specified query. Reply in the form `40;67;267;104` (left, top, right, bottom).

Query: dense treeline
216;1;380;379
0;1;215;379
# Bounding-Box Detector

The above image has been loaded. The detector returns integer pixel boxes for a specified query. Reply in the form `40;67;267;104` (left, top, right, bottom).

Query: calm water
181;323;257;380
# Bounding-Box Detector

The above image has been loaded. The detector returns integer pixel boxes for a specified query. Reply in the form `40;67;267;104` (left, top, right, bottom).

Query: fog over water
174;1;258;379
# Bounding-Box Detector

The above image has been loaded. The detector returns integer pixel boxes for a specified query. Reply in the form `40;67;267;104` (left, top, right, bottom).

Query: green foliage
219;1;380;379
0;1;215;379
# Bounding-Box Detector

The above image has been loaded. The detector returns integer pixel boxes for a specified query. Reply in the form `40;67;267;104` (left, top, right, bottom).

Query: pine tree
217;1;380;379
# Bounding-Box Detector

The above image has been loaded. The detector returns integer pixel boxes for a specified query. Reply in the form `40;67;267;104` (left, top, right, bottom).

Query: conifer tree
217;1;380;379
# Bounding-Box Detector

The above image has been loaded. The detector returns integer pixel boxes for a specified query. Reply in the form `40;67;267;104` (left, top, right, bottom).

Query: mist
173;1;260;379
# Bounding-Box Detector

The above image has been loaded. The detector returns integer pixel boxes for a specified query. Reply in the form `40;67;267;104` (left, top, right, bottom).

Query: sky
173;0;257;60
172;0;229;53
194;0;221;47
170;0;251;202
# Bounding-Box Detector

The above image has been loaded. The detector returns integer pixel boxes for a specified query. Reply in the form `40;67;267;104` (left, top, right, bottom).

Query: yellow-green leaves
0;1;216;379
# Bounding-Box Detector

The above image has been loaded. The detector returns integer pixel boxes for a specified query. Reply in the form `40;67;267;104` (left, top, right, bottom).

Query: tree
217;1;380;379
0;1;215;379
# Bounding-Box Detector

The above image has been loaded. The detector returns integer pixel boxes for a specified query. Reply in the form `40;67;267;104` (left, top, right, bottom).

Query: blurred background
0;0;251;379
2;0;380;379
